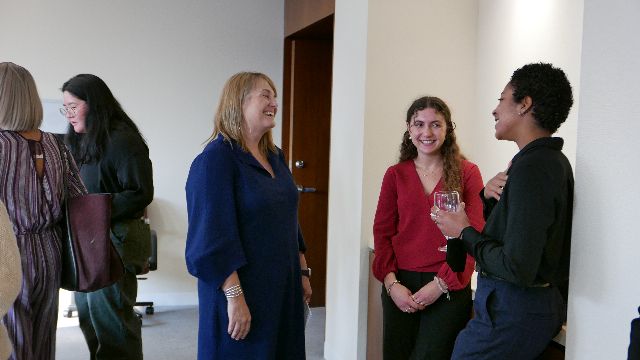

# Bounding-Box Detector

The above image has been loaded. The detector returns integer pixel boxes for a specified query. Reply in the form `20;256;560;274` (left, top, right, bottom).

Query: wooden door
282;35;333;307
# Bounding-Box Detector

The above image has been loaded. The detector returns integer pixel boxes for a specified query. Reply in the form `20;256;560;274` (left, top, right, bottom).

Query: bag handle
52;135;70;205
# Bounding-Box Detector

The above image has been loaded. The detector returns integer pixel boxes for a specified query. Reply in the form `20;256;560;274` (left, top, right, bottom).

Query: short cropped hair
0;62;43;131
510;62;573;133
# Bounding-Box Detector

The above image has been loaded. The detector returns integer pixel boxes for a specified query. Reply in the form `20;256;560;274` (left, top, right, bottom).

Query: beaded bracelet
223;284;243;299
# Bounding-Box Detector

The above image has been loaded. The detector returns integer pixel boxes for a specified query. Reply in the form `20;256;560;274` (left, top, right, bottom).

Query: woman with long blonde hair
185;72;311;359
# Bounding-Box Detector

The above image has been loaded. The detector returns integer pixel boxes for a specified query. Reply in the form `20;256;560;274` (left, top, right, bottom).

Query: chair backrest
148;229;158;271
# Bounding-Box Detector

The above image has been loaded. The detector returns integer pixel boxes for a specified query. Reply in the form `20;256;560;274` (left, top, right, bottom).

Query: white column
324;0;370;358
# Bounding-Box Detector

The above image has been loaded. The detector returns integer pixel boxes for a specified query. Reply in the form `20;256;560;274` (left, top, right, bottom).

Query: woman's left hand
302;276;312;304
227;295;251;340
411;280;443;307
432;203;471;238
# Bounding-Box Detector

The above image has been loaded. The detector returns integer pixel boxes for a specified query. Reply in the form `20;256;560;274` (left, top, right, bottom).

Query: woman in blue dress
185;72;312;360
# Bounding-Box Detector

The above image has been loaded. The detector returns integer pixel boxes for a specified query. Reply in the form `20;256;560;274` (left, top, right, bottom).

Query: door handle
296;184;317;193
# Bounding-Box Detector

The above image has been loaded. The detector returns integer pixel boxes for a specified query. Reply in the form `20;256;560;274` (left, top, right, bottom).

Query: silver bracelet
434;276;450;300
223;284;243;299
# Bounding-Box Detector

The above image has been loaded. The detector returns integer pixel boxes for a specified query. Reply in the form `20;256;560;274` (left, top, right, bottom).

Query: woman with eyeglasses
61;74;153;360
0;62;87;360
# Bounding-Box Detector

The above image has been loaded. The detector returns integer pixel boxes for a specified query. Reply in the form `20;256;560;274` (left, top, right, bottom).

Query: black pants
381;270;472;360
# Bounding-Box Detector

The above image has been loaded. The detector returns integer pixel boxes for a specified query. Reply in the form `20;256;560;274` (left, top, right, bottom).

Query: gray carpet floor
55;305;325;359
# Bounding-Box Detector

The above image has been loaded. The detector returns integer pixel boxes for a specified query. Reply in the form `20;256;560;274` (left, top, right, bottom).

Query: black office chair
135;229;157;316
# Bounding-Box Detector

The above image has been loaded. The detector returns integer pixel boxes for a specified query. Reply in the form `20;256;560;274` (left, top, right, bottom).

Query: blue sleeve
184;146;247;288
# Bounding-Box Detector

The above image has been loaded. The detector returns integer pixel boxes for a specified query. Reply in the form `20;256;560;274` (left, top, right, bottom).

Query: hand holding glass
433;190;460;252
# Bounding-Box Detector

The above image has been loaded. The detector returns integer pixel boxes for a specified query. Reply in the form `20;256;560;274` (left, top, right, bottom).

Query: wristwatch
301;268;312;278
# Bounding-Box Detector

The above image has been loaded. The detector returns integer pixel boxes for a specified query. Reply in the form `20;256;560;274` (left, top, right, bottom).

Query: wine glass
433;190;460;252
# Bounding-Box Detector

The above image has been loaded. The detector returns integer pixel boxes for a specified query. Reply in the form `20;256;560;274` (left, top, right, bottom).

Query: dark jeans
75;219;147;360
75;270;142;360
451;275;564;360
382;270;472;360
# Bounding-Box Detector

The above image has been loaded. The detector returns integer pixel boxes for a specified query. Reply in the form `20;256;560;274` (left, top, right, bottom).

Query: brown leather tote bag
60;193;124;292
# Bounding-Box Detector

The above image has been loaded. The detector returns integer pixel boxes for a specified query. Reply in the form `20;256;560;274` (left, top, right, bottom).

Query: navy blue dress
185;136;306;360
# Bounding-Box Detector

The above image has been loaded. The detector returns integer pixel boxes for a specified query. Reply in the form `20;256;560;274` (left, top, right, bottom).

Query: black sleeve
461;162;556;287
480;188;498;220
110;134;154;220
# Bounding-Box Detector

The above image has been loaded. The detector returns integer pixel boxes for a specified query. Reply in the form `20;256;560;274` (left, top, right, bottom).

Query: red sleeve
437;162;485;290
372;167;399;282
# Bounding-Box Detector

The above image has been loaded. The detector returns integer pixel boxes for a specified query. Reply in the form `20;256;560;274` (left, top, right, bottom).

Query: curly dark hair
510;63;574;133
399;96;465;192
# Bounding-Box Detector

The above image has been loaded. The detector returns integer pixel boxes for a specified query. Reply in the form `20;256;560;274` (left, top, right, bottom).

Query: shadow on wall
147;198;186;238
145;198;189;283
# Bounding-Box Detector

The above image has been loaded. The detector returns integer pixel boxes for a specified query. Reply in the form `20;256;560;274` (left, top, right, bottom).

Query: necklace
417;170;429;177
416;168;436;178
414;161;442;178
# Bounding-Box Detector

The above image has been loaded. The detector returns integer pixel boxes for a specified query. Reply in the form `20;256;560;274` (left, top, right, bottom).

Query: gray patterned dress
0;130;86;360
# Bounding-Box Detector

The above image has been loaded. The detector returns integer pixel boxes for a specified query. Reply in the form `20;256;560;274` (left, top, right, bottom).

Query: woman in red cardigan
372;96;485;360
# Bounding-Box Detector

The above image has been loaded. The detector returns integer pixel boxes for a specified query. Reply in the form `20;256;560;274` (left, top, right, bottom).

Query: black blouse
461;137;574;288
79;125;153;221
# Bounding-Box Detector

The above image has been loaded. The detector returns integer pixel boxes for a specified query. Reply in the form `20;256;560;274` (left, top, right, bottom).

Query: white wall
567;0;640;358
362;0;478;249
0;0;284;306
472;0;583;177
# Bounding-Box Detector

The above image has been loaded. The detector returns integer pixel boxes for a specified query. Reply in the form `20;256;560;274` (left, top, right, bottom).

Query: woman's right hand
389;283;423;313
227;295;251;340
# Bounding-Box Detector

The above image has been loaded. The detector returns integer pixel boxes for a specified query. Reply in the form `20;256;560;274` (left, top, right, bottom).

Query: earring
408;135;412;140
